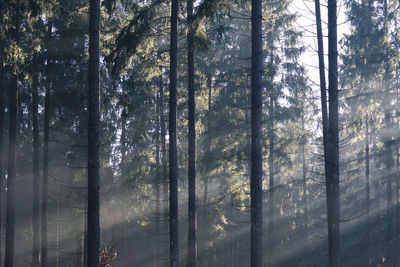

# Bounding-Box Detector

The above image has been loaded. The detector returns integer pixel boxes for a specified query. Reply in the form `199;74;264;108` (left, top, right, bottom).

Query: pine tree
87;0;101;266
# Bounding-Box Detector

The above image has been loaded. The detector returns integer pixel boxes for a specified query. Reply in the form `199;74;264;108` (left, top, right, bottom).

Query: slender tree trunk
268;97;274;267
382;0;394;264
301;110;308;239
315;0;328;156
365;116;371;265
155;89;161;267
187;0;197;265
57;181;60;267
230;193;235;267
31;73;40;266
5;74;17;267
250;0;263;263
200;73;212;265
385;111;393;265
385;107;393;266
396;85;400;264
120;106;127;178
4;12;20;267
41;21;52;267
169;0;179;264
327;0;340;264
202;73;212;209
160;72;169;266
87;0;100;266
0;65;5;267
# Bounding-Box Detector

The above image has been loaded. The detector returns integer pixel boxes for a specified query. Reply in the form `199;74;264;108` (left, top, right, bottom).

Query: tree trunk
187;0;197;265
365;116;371;265
57;181;60;267
327;0;340;264
382;0;393;263
268;97;274;267
396;84;400;264
155;89;161;267
5;12;20;267
0;64;5;267
315;0;328;159
87;0;100;266
169;0;179;264
5;74;17;267
250;0;263;264
203;73;212;209
31;73;40;266
301;109;308;239
160;71;169;266
120;106;127;178
41;21;52;267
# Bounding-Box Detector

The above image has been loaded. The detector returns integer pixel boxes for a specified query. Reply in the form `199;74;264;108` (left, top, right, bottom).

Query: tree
87;0;100;266
250;0;263;265
187;0;197;265
4;10;19;267
169;0;179;265
41;20;51;267
31;70;40;266
326;0;340;264
0;36;5;267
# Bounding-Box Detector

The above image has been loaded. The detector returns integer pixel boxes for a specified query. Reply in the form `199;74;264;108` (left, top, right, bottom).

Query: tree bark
160;71;169;266
187;0;197;265
0;63;5;267
250;0;263;264
5;12;20;266
203;74;212;209
327;0;340;264
315;0;328;160
120;106;127;178
31;73;40;266
365;116;371;265
155;89;161;267
268;97;274;267
87;0;100;266
41;21;52;267
301;108;308;239
5;74;17;267
382;0;393;263
169;0;179;264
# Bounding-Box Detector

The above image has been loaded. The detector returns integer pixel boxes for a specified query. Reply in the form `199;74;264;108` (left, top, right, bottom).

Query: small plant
99;244;117;267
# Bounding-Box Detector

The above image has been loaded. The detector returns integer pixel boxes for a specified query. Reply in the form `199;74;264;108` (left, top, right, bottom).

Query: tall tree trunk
155;89;161;267
4;74;17;267
201;73;211;265
160;72;168;266
57;181;60;267
384;110;393;265
31;73;40;266
0;64;5;267
396;84;400;264
87;0;100;266
41;21;52;267
365;116;371;265
202;73;211;213
5;12;20;267
315;0;328;159
250;0;263;264
187;0;197;265
120;106;127;178
169;0;179;264
327;0;340;264
301;109;308;239
382;0;393;263
268;97;274;267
